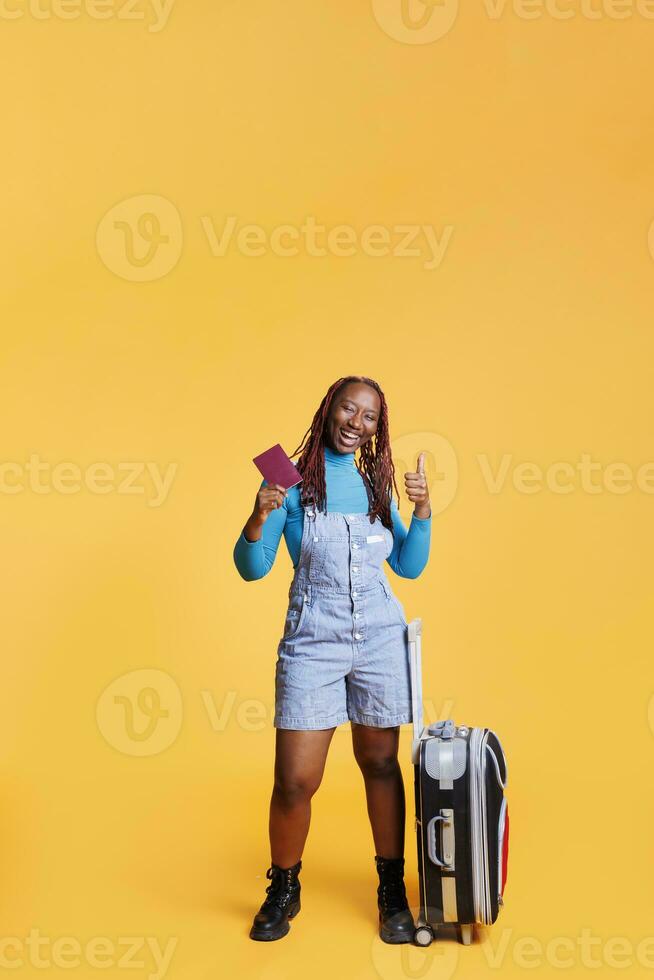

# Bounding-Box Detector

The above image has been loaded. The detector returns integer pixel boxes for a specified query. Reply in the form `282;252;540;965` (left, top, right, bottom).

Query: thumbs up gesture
404;451;431;519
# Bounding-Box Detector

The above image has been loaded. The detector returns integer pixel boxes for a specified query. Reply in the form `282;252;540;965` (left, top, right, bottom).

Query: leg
251;727;334;942
269;726;336;867
351;722;405;858
352;722;414;944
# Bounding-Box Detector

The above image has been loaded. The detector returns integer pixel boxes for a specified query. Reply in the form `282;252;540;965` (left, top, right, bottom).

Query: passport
252;443;303;490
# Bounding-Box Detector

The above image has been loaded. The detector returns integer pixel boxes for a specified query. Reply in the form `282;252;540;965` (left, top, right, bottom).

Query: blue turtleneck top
233;444;431;581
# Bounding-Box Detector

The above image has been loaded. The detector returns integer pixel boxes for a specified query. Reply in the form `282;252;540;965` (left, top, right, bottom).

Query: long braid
287;376;401;532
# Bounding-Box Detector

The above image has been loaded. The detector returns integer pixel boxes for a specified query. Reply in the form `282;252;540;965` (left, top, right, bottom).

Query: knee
273;773;321;807
355;751;399;780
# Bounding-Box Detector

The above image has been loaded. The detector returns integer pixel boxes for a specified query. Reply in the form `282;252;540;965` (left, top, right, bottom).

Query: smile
339;428;360;445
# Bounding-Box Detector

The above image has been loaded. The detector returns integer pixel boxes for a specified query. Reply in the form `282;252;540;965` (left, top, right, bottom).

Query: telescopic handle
408;618;423;763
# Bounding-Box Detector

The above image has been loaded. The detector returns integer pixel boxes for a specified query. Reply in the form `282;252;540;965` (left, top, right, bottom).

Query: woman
233;375;431;944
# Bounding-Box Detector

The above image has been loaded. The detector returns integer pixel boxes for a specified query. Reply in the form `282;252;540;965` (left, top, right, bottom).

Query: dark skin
242;382;431;867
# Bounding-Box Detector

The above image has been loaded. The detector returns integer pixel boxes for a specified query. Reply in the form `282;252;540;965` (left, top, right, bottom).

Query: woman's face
325;383;381;454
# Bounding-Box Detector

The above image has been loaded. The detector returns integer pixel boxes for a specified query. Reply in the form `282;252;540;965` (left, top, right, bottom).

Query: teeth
341;430;358;441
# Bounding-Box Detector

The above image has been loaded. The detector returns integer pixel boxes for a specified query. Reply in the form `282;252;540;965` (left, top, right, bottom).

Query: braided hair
288;375;401;532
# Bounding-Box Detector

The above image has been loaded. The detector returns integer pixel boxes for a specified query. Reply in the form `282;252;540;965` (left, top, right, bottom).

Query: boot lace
377;863;409;915
261;866;296;911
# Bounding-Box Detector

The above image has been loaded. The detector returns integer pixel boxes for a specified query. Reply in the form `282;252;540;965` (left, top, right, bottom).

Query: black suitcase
408;618;510;946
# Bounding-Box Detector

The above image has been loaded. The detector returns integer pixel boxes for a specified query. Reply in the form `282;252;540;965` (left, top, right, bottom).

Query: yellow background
1;1;653;977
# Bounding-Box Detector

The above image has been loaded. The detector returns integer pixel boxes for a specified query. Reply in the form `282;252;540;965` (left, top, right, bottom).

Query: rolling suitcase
407;618;510;946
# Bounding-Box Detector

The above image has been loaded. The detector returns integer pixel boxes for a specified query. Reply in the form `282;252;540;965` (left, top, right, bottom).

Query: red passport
252;443;303;490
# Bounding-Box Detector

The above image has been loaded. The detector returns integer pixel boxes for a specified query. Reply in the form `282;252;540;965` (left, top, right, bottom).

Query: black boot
249;859;302;941
375;855;415;944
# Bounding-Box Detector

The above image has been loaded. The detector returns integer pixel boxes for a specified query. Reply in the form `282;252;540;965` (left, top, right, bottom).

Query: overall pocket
387;590;408;628
308;535;349;583
282;592;310;641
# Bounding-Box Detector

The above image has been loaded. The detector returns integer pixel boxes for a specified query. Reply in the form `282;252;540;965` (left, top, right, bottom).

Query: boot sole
380;928;413;944
249;902;300;942
379;912;415;945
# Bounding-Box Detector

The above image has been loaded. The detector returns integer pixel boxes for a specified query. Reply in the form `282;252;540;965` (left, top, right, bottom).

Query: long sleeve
386;498;431;579
233;479;288;581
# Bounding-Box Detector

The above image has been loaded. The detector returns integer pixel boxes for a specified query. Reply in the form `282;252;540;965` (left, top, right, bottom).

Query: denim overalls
273;503;413;730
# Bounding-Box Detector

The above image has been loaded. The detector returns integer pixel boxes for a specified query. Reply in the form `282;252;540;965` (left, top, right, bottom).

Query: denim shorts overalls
273;503;413;730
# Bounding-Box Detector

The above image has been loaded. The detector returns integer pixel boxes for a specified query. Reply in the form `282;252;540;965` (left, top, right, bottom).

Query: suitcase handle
487;741;507;790
408;619;423;763
426;812;454;869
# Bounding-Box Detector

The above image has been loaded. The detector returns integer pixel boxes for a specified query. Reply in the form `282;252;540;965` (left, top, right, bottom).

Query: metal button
352;591;358;597
313;536;318;541
354;632;362;640
353;612;360;619
352;566;359;572
352;543;359;549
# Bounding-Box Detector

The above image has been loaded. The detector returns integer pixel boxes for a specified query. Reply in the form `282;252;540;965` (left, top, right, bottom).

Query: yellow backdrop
1;1;653;978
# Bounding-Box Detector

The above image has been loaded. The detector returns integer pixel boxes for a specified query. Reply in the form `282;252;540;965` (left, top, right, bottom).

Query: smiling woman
328;387;379;452
233;374;432;945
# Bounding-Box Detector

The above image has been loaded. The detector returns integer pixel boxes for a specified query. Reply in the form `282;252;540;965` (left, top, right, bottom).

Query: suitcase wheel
413;925;434;947
457;924;474;945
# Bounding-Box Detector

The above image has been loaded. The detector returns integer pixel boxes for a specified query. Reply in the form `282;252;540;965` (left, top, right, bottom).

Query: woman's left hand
405;452;431;519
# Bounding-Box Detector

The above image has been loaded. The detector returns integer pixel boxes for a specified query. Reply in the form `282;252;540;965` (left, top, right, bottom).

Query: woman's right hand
252;483;288;525
242;483;288;544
